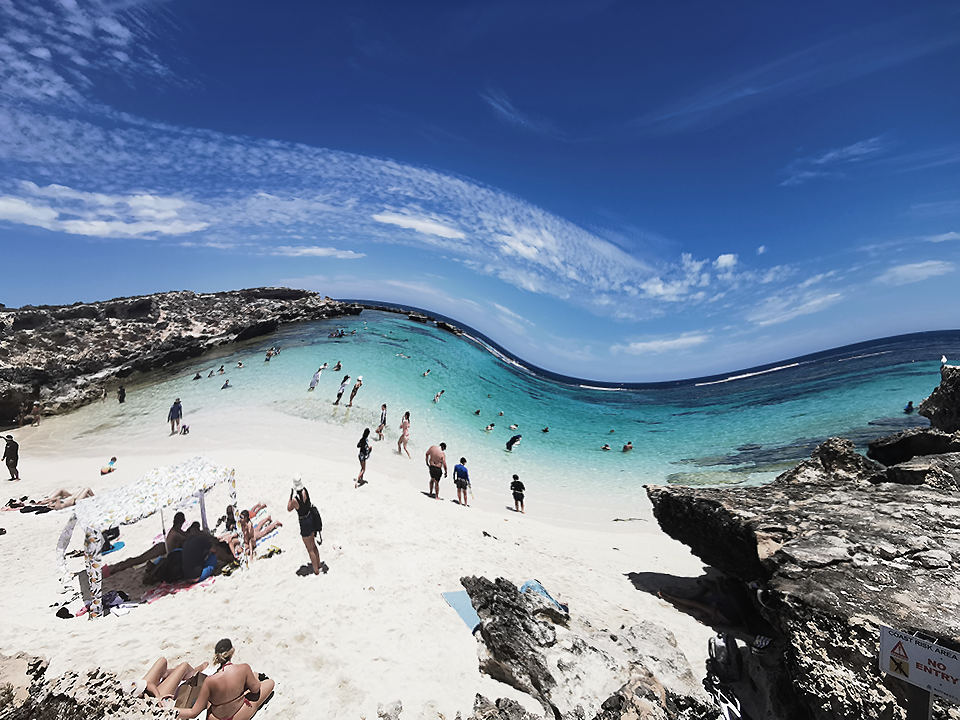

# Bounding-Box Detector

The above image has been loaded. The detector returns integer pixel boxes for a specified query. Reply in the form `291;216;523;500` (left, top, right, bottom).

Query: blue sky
1;0;958;381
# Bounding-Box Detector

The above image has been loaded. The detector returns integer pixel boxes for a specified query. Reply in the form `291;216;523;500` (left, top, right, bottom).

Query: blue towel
102;541;125;556
519;579;568;613
442;591;481;632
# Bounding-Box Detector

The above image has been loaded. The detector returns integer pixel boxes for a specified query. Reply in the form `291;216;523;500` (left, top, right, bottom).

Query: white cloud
715;253;737;269
876;261;954;285
747;291;843;326
781;137;885;186
924;231;960;243
272;246;365;259
372;211;465;239
611;333;710;355
756;245;766;255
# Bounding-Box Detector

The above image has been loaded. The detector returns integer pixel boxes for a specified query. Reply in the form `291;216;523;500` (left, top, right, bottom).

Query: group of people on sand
130;638;274;720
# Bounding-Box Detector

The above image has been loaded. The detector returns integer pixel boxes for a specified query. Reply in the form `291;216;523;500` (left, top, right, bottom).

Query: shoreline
0;406;715;718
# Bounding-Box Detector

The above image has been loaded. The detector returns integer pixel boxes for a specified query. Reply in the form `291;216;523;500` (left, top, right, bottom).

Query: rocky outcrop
460;576;713;720
0;651;166;719
920;364;960;432
0;288;359;425
646;434;960;720
867;426;960;466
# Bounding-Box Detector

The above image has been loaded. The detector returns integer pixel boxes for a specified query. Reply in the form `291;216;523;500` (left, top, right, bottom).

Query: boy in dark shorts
510;474;525;513
453;457;470;507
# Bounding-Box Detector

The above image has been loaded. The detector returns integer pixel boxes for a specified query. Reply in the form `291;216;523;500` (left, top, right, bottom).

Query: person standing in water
376;404;387;440
356;428;372;487
510;474;525;513
397;411;411;458
308;363;328;392
433;389;445;403
425;442;447;500
334;375;350;405
168;398;183;435
506;434;522;451
348;376;363;407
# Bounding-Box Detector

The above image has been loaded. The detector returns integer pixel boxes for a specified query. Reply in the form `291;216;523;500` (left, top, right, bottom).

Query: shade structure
56;456;237;618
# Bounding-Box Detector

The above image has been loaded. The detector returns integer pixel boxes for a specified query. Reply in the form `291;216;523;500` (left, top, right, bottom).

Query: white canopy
57;456;237;618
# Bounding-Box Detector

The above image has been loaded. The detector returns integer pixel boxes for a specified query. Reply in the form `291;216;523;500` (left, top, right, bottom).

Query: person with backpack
287;474;322;575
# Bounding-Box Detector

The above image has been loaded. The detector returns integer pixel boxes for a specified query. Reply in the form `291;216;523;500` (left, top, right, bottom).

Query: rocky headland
0;288;360;426
646;364;960;719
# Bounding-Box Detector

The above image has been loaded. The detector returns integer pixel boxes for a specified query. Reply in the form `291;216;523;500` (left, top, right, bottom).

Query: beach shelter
56;456;237;618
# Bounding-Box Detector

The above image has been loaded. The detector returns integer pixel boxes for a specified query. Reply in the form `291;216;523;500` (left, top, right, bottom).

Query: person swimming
622;442;633;452
904;401;914;414
506;434;522;451
474;409;481;415
509;424;518;430
221;379;231;389
601;444;611;451
484;423;495;431
542;427;549;433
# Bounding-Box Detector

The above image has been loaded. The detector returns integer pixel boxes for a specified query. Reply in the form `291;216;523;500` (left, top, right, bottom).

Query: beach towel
141;576;215;604
519;579;569;613
442;591;481;633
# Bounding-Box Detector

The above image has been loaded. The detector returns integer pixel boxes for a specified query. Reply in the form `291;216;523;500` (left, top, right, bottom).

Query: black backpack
310;505;323;543
707;633;743;684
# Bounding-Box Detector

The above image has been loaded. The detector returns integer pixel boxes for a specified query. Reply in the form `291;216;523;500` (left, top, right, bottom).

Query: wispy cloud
611;333;710;355
635;8;960;132
876;260;954;285
480;87;564;138
371;211;465;239
924;231;960;243
908;198;960;217
747;289;843;327
272;246;365;259
781;137;885;186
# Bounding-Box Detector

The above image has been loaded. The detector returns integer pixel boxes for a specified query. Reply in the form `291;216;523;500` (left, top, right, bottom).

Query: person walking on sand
168;398;183;435
117;385;126;404
397;411;411;458
376;404;387;440
334;375;350;405
348;376;363;407
356;428;372;487
425;442;448;499
454;457;471;507
287;475;322;576
510;474;525;513
4;435;19;481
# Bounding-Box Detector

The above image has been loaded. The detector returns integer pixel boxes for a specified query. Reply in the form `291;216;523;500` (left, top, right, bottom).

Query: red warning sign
891;641;909;661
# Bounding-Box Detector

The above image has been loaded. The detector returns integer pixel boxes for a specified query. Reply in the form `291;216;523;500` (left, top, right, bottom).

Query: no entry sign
880;626;960;703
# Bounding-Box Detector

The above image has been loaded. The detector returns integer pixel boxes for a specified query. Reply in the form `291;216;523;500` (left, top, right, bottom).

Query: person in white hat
347;376;363;407
286;474;322;575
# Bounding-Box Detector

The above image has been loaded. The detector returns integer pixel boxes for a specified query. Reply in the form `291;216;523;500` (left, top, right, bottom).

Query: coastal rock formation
460;575;713;720
0;652;166;719
0;288;360;425
920;364;960;432
867;426;960;466
646;434;960;720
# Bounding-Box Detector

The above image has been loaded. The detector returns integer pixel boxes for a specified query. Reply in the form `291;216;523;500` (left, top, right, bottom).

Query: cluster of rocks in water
0;288;360;426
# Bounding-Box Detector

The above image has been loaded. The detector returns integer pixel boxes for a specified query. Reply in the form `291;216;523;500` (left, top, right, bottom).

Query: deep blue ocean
74;310;954;517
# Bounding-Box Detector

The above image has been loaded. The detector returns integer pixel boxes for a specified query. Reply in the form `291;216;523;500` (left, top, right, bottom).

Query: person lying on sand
125;657;208;707
104;542;167;578
38;487;95;510
178;638;274;720
238;509;281;558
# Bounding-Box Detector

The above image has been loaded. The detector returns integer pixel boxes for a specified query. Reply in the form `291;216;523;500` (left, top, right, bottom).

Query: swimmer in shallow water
433;390;444;403
422;369;431;377
509;424;518;430
903;401;914;414
601;444;611;451
484;423;495;431
542;427;549;433
474;409;481;415
333;361;342;372
221;379;231;390
622;442;633;452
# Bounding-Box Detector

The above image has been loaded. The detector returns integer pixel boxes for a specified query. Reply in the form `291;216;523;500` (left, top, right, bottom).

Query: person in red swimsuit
177;638;274;720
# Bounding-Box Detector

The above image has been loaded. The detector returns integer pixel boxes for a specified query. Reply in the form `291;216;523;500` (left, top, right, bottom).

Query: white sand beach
0;404;715;718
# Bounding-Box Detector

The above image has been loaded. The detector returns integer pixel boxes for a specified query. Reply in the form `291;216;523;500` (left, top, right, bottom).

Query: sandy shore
0;404;714;718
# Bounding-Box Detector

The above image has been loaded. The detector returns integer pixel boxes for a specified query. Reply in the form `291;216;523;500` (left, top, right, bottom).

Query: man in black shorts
425;442;447;500
3;435;19;481
510;474;525;513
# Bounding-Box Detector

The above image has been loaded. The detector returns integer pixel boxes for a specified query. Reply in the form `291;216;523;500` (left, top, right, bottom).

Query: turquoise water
92;313;955;510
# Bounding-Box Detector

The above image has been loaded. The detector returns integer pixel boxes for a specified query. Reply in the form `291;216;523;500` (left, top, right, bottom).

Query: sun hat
292;474;304;491
357;376;362;381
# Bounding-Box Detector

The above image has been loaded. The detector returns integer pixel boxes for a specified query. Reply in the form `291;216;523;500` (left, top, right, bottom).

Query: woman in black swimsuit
286;475;321;575
356;428;371;487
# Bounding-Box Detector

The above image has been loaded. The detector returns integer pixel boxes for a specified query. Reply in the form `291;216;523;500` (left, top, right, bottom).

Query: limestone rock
460;576;711;720
646;435;960;720
883;452;960;489
867;426;960;466
377;699;403;720
0;288;356;424
920;364;960;432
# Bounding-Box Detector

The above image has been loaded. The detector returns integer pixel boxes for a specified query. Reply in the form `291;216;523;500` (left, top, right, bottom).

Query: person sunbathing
104;542;167;578
126;657;208;706
238;509;281;558
39;487;94;510
177;638;274;720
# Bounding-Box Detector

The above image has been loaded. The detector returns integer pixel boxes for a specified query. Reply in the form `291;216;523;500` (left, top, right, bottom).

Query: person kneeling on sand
177;638;274;720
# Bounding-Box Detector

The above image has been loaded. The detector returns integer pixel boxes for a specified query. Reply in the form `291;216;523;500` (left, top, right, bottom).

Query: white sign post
880;626;960;719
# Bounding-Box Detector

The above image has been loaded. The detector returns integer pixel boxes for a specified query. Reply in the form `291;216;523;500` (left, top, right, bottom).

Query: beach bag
708;633;743;684
310;505;323;544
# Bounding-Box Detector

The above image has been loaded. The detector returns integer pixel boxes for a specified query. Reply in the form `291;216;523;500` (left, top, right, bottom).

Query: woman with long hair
177;638;274;720
397;411;411;458
356;427;371;487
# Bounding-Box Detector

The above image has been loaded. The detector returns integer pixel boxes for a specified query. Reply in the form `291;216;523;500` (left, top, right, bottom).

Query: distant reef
0;288;361;426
